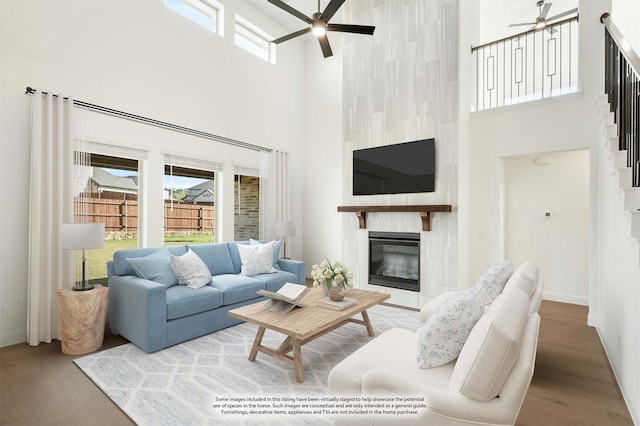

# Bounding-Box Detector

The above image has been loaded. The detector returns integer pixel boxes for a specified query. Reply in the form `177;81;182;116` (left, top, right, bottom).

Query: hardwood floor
518;301;633;425
0;300;633;425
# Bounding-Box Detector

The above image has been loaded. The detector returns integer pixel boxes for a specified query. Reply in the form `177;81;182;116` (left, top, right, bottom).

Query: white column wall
339;0;460;308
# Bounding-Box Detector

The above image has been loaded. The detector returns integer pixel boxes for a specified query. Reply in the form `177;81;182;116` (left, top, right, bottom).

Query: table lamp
61;222;105;291
274;220;295;259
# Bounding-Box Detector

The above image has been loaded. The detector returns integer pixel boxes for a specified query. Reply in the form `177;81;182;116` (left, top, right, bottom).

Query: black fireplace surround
369;231;420;292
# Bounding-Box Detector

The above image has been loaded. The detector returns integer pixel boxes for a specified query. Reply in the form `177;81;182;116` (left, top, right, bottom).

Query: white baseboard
0;329;26;348
595;327;640;425
543;291;589;306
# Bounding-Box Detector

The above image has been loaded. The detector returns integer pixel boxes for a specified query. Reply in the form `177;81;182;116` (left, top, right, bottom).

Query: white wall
612;0;640;51
0;0;306;347
597;135;640;423
302;33;344;275
504;150;590;305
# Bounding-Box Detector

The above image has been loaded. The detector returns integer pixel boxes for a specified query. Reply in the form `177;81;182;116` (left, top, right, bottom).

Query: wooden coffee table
228;287;390;383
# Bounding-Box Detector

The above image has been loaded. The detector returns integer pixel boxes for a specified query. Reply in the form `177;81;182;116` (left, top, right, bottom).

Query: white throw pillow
170;249;212;289
416;285;486;368
474;260;513;305
237;241;277;277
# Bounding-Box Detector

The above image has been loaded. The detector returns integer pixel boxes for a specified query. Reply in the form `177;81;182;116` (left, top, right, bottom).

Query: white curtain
259;150;291;240
27;90;75;346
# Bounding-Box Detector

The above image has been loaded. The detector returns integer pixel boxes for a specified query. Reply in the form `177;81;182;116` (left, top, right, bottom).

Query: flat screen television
353;138;435;195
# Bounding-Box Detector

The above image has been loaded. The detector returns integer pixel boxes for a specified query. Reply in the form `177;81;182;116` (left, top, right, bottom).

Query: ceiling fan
508;1;578;31
268;0;375;58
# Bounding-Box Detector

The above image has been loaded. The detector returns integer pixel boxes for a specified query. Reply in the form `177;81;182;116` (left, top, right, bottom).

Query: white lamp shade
61;222;105;250
274;221;296;237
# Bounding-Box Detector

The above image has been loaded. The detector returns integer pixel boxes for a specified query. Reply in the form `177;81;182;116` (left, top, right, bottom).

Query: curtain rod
25;86;272;153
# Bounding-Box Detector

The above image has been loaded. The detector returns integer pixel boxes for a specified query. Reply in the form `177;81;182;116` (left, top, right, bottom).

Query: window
166;0;224;36
235;15;276;64
164;155;223;246
74;153;140;286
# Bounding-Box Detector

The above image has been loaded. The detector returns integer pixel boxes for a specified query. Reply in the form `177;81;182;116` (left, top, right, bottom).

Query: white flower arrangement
311;258;353;292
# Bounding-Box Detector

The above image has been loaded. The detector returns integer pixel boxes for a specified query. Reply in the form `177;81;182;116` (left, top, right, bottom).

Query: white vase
323;281;346;301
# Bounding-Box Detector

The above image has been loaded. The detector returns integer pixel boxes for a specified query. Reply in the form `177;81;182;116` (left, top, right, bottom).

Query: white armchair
328;261;543;426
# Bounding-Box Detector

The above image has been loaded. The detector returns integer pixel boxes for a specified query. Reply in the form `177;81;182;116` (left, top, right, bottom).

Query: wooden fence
74;196;214;234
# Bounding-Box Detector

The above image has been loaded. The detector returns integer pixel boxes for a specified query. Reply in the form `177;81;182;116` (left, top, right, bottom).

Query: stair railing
471;16;579;111
602;13;640;188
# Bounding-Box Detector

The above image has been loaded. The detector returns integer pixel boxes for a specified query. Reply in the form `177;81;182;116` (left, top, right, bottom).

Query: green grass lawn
87;234;214;286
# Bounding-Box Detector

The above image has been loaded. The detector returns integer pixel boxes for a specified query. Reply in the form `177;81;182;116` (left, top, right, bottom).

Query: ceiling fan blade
508;22;536;27
272;27;311;44
327;23;375;35
318;34;333;58
267;0;314;25
320;0;346;22
540;3;552;19
546;7;578;22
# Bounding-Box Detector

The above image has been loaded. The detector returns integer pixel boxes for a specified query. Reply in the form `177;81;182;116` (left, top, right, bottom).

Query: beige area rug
74;303;422;425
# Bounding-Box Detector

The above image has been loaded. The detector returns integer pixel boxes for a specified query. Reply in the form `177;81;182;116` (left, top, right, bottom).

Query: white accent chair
327;261;543;426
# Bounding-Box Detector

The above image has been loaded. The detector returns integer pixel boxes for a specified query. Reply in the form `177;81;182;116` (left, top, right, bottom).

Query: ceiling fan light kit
268;0;375;58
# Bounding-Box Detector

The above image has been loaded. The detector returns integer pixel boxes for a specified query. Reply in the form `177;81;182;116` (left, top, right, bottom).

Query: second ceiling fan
268;0;375;58
509;1;578;31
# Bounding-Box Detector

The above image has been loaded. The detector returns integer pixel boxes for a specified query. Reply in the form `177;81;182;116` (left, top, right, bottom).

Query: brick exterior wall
234;175;260;241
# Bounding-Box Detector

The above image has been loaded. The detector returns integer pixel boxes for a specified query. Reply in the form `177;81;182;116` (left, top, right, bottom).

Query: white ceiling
246;0;332;32
245;0;579;44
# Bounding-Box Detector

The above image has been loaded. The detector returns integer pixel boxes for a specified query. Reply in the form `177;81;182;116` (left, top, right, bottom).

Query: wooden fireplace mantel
337;205;452;231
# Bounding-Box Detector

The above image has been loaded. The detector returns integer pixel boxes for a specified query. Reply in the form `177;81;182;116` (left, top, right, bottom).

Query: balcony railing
472;16;579;111
602;13;640;188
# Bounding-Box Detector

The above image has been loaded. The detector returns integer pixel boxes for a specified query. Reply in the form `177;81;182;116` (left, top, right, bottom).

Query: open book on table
257;282;310;314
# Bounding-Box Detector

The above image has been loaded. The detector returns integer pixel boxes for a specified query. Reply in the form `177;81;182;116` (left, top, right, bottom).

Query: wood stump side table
56;284;109;355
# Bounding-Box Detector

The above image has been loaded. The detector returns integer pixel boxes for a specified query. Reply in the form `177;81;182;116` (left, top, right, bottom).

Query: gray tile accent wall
341;0;459;307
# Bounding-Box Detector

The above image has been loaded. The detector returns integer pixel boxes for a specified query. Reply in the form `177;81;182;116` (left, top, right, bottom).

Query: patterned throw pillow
237;241;277;277
170;249;212;289
473;260;513;305
416;285;486;368
250;239;282;268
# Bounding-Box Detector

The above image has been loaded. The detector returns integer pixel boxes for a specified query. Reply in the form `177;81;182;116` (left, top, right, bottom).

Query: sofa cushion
252;270;299;292
228;241;248;274
329;328;454;396
126;247;179;287
473;260;513;305
450;288;530;402
416;286;485;368
113;245;186;277
237;242;277;276
170;249;212;289
165;284;223;320
503;261;539;297
209;274;265;305
188;243;235;276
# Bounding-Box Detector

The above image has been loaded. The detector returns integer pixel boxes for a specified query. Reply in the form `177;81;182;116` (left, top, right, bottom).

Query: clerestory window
165;0;224;36
235;15;275;64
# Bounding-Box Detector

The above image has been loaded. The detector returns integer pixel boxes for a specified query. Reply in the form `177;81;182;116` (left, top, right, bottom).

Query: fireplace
369;232;420;292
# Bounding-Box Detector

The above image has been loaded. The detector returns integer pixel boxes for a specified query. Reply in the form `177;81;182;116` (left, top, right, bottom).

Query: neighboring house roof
183;180;215;204
186;180;214;193
91;168;138;193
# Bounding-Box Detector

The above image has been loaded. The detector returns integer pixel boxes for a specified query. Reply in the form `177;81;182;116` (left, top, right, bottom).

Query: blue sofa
107;241;305;353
